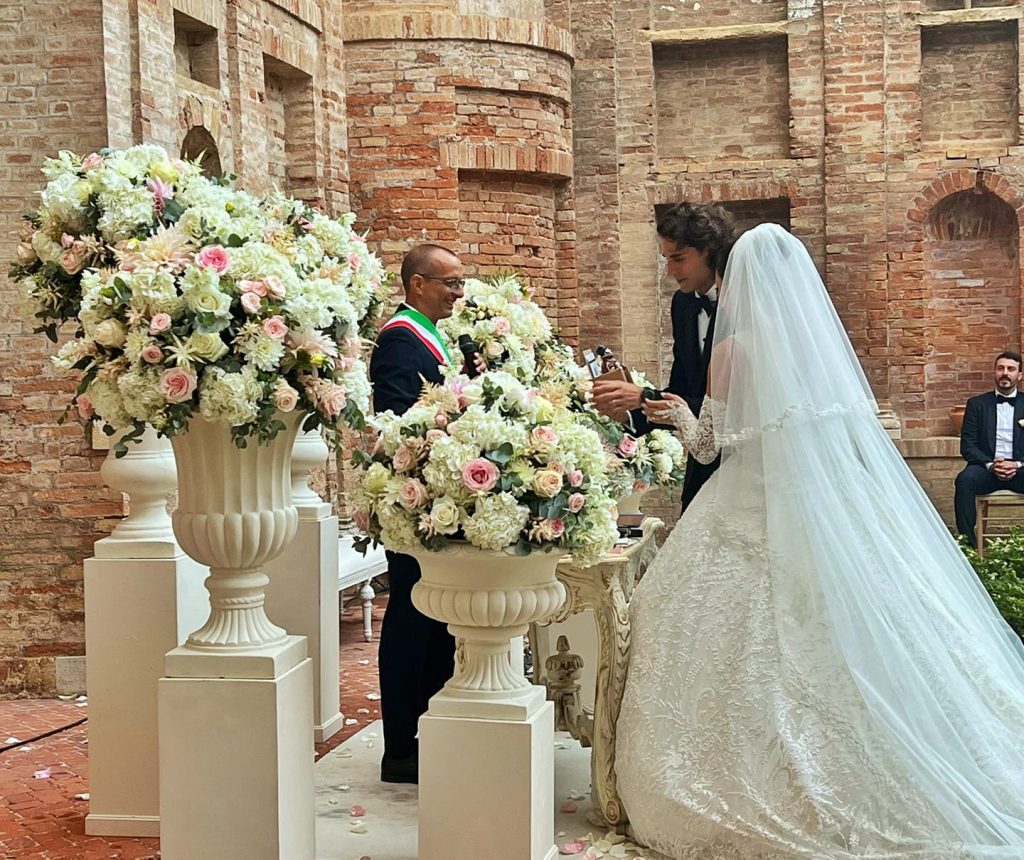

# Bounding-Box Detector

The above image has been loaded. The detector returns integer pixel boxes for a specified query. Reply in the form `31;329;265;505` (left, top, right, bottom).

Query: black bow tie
996;394;1017;406
697;295;716;316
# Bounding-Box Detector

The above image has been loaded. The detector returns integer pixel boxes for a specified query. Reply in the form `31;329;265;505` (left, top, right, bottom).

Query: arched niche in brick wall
180;125;223;179
923;187;1020;434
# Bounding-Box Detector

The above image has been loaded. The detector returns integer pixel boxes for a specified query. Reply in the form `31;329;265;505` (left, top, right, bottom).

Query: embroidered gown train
615;224;1024;859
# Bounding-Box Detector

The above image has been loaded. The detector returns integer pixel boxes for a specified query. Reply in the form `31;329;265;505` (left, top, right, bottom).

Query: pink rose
149;313;172;334
195;245;229;274
241;291;262;314
141;344;163;364
461;458;499;493
398;478;429;511
160;368;197;403
264;275;286;300
81;153;104;171
632;479;650;493
548;517;565;538
76;393;94;420
435;412;448;429
532;469;563;499
262;316;288;339
239;279;268;297
61;233;75;249
319;383;347;418
548;461;564;474
393;441;420;473
353;509;370;532
530;426;559;450
347;251;362;272
618;435;638;457
493;316;511;336
567;493;585;514
59;244;87;275
569;469;584;488
273;382;299;413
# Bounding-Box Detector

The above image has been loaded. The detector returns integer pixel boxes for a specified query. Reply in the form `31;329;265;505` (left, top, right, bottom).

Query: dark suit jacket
629;290;720;509
369;318;446;417
961;391;1024;466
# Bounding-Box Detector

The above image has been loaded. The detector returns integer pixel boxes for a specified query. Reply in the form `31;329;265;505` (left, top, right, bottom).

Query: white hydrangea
198;367;262;425
117;367;167;424
126;267;180;317
462;493;529;551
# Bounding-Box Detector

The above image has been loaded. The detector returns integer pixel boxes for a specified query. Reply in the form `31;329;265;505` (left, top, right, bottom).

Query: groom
593;202;735;510
369;243;465;784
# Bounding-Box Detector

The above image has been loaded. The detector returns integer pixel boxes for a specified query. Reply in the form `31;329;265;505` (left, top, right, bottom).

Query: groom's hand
592;380;643;422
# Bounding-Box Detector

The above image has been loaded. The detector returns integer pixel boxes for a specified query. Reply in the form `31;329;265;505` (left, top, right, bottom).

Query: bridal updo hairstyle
656;202;736;272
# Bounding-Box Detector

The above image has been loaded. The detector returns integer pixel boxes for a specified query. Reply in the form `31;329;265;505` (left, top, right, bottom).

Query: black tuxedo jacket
961;391;1024;467
369;321;446;417
630;290;720;509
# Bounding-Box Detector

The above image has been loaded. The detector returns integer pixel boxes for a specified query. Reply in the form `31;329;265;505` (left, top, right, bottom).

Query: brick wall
0;0;349;697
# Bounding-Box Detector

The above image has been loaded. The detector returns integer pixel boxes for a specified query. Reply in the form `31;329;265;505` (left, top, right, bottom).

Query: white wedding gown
615;225;1024;860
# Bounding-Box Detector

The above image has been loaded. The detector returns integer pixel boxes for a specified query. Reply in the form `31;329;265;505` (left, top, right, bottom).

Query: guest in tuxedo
954;351;1024;547
593;202;735;510
369;244;466;784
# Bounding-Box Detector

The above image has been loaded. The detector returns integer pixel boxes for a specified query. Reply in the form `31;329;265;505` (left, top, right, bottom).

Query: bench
338;535;387;642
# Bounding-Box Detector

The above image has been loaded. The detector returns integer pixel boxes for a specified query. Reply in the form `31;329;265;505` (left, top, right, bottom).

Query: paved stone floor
0;596;387;859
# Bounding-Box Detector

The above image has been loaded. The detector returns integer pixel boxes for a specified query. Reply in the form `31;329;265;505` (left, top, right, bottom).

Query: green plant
959;531;1024;640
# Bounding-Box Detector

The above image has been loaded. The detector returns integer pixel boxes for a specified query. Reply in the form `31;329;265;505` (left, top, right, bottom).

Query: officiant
593;202;735;510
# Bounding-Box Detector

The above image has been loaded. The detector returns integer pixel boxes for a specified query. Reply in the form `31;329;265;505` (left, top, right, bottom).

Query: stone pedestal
84;554;209;836
265;509;341;743
419;703;557;860
158;639;315;860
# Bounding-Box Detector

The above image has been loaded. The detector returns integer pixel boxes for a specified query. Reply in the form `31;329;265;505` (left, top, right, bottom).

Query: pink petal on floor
560;841;586;855
33;768;51;779
350;805;366;817
559;800;578;813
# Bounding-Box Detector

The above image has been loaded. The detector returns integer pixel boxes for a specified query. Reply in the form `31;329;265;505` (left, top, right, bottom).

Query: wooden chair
975;490;1024;556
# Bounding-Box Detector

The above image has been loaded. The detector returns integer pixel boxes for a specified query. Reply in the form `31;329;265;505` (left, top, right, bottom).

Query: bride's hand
642;391;687;424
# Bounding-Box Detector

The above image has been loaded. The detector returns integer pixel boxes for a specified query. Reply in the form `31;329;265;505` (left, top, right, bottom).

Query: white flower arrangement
11;145;391;453
353;370;619;568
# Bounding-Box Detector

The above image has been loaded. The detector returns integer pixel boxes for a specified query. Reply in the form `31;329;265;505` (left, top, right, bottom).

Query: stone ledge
171;0;225;32
264;0;322;34
441;139;572;178
343;13;573;60
644;20;789;46
917;7;1022;28
896;436;960;459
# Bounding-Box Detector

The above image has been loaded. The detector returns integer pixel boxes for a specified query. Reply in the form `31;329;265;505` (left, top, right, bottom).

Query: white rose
362;462;391;498
93;319;127;349
187;332;229;362
429;497;461;535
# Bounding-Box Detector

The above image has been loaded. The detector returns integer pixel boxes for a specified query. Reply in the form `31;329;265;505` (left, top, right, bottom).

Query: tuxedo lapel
1014;394;1024;460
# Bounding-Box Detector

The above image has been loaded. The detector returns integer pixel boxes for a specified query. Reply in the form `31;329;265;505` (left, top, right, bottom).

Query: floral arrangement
439;275;688;497
353;370;619;568
10;145;391;452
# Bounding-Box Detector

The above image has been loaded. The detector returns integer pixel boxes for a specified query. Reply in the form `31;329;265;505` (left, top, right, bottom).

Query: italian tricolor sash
380;305;453;366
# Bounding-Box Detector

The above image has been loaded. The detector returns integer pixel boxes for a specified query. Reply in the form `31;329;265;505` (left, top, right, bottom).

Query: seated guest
955;351;1024;547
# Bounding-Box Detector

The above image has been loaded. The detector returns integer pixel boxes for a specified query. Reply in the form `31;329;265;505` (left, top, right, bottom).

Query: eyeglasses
416;274;465;291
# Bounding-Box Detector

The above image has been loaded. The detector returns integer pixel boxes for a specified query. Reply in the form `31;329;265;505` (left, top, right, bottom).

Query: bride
615;223;1024;859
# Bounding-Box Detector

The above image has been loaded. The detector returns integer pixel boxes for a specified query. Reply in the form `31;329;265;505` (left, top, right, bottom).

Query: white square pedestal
157;636;315;860
265;508;342;743
418;700;558;860
84;554;208;837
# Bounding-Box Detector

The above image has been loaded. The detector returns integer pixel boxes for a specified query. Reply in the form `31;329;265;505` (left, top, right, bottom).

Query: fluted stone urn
170;412;303;651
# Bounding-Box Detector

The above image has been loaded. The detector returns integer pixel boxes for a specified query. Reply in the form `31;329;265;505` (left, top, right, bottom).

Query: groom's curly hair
657;203;735;265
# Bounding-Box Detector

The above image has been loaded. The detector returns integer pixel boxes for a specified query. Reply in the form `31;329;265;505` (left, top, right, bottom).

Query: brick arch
908;169;1024;227
180;125;222;178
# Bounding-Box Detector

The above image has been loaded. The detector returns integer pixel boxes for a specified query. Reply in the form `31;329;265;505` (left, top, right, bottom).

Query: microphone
458;334;482;378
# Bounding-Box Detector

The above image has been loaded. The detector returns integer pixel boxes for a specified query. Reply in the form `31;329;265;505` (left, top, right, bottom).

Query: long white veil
710;223;1024;850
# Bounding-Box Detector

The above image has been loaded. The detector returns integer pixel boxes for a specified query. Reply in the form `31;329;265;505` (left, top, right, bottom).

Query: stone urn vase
410;543;566;715
169;412;303;651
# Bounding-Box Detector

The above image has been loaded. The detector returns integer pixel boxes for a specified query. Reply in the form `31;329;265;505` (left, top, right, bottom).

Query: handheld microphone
458;334;482;378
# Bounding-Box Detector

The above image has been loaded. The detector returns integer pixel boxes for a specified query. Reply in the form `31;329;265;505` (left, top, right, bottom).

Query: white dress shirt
995;390;1017;462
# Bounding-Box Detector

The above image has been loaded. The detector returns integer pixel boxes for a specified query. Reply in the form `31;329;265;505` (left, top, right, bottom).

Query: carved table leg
359;580;375;642
586;575;631;830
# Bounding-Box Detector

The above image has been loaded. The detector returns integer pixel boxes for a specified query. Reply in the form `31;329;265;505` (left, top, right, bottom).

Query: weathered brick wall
342;6;576;332
0;0;349;697
0;0;114;697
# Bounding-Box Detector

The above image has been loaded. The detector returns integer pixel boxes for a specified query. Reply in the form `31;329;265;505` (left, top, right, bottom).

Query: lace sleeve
665;396;719;464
